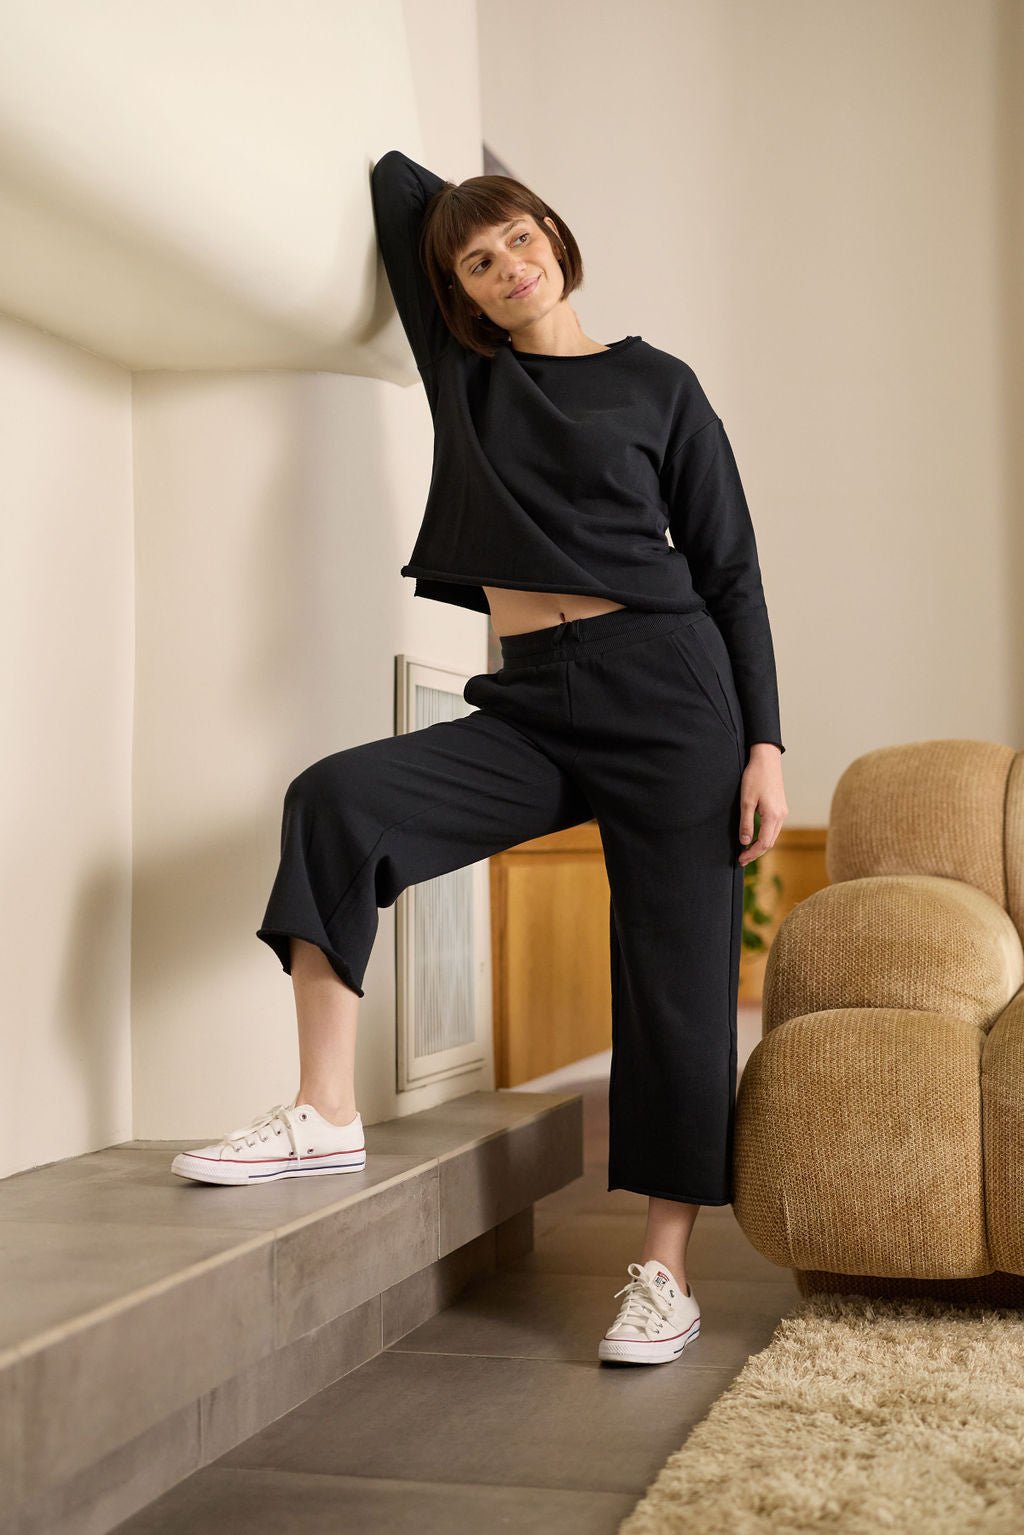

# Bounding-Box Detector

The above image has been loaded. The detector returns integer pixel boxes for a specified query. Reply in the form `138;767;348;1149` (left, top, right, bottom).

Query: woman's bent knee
285;748;366;811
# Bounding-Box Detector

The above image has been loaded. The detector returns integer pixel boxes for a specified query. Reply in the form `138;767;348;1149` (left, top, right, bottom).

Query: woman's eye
471;232;529;275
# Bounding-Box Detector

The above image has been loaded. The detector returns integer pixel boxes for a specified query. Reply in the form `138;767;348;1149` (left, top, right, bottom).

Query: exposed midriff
482;587;627;639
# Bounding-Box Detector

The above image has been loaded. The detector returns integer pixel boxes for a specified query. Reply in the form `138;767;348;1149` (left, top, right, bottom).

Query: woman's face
454;212;565;328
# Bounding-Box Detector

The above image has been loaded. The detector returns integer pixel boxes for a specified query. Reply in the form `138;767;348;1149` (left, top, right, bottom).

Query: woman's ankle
294;1093;358;1126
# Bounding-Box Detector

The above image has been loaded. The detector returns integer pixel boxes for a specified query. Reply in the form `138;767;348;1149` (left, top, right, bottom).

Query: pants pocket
667;619;743;744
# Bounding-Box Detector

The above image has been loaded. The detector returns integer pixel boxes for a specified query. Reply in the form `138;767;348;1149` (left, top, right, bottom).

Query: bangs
428;188;534;277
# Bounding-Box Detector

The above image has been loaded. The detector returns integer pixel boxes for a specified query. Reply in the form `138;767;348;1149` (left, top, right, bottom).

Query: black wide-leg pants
257;606;748;1206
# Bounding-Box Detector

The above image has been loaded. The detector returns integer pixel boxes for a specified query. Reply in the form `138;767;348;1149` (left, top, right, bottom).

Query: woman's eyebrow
459;220;527;267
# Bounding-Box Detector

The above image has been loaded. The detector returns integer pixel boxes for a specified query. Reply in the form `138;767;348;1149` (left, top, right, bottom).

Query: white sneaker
170;1101;366;1186
598;1259;701;1364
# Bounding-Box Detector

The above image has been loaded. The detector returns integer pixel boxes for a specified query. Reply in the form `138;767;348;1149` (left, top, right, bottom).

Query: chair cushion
825;741;1015;915
981;987;1024;1273
763;874;1024;1035
734;1008;989;1277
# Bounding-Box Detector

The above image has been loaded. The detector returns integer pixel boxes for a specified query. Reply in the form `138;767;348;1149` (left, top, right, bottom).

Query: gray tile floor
114;1008;800;1534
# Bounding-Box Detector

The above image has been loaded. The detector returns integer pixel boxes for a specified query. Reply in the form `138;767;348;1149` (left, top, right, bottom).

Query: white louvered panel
414;678;462;729
395;657;491;1093
413;866;475;1056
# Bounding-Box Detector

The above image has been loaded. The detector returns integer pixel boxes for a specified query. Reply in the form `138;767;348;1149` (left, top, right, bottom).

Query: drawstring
555;615;585;643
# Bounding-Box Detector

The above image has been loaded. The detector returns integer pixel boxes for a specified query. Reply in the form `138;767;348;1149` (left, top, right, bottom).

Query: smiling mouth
508;275;539;299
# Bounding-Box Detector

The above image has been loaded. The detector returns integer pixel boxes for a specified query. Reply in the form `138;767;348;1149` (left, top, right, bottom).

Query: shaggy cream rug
619;1293;1024;1534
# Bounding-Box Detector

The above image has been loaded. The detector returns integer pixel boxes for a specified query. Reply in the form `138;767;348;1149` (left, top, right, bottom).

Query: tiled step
0;1089;582;1535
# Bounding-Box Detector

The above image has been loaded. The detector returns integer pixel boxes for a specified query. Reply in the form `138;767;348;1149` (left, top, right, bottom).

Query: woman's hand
737;743;788;866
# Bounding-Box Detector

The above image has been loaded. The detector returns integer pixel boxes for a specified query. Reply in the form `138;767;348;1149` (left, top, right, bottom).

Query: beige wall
478;0;1023;820
1;318;135;1170
1;0;1019;1176
0;0;488;1176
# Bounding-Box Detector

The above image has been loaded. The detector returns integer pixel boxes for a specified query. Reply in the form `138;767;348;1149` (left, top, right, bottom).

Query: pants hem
607;1181;733;1206
255;927;366;999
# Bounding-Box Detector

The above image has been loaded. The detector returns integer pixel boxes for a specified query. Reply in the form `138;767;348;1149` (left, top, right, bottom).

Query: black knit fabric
370;149;784;753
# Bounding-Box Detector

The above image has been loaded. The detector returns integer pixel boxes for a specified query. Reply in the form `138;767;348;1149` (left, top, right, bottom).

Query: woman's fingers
737;809;785;864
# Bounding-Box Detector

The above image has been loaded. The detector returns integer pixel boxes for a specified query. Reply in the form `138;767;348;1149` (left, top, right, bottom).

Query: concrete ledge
0;1090;583;1535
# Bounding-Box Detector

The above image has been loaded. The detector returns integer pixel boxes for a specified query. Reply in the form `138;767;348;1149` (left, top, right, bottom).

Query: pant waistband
499;605;707;668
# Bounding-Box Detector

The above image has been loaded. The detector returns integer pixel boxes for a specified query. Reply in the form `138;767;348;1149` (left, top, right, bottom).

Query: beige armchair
734;739;1024;1304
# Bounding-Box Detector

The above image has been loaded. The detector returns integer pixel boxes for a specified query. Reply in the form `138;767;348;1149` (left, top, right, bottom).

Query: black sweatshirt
369;149;784;754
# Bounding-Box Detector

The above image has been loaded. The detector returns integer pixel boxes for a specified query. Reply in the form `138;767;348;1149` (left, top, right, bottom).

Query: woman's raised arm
370;149;457;375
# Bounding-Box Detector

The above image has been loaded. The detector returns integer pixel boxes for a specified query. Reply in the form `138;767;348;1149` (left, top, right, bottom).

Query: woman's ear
543;217;565;260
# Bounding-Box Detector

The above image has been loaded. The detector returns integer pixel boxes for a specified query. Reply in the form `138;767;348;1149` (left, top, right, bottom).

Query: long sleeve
369;149;457;375
660;415;785;754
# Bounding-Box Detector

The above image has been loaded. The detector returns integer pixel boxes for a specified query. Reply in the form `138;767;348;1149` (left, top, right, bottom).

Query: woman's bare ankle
294;1092;358;1126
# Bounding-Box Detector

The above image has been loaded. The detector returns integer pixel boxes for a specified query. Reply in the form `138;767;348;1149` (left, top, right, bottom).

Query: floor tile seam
381;1344;618;1361
381;1345;750;1376
206;1462;647;1500
220;1458;674;1497
373;1346;746;1378
375;1347;594;1364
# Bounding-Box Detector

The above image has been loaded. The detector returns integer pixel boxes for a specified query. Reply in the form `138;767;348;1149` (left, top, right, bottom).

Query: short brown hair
418;173;584;359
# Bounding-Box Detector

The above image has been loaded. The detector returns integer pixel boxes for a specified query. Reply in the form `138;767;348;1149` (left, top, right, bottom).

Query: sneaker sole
598;1317;701;1364
171;1150;366;1185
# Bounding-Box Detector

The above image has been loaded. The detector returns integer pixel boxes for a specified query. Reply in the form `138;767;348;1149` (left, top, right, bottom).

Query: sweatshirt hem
400;564;709;610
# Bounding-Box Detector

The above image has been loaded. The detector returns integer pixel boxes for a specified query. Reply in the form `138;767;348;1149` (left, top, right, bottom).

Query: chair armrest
764;873;1024;1036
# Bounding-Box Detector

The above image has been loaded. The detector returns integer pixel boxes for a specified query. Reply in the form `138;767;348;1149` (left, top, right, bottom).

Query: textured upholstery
734;739;1024;1300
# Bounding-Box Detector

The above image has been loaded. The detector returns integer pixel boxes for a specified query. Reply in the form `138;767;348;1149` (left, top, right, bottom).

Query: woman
173;149;788;1367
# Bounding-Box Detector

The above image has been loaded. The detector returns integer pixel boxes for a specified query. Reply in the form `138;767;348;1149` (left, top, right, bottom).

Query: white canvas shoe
598;1258;701;1364
170;1101;366;1185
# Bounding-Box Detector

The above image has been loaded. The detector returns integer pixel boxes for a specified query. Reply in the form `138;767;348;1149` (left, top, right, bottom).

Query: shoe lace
223;1102;303;1159
611;1262;674;1333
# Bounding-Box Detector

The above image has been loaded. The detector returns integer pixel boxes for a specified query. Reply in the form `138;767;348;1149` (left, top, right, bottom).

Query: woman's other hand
737;743;788;866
